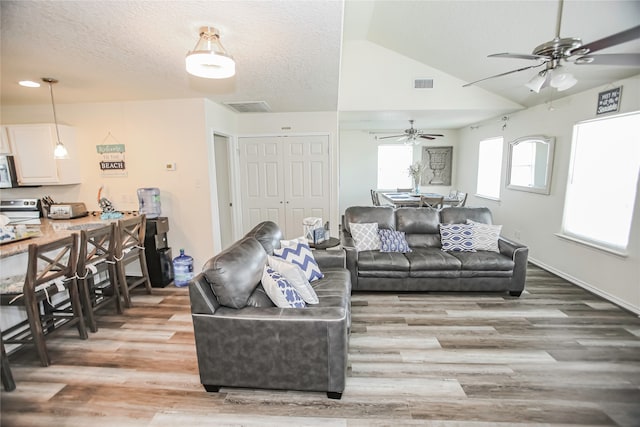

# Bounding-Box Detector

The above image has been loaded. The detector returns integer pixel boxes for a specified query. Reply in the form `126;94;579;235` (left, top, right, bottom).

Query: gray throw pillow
202;236;267;309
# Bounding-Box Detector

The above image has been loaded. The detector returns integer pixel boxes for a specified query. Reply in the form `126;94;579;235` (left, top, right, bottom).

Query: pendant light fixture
185;26;235;79
42;77;69;159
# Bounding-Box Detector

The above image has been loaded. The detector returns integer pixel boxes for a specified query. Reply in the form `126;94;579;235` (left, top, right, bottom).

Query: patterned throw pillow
440;223;476;252
378;229;412;253
274;241;324;282
261;266;306;308
467;219;502;252
349;222;381;252
268;255;319;304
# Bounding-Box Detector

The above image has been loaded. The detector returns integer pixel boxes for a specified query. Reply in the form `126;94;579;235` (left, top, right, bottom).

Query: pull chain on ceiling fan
463;0;640;92
375;120;444;145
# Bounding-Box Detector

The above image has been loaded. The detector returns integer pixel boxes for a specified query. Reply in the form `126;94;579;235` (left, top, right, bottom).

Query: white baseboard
528;257;640;317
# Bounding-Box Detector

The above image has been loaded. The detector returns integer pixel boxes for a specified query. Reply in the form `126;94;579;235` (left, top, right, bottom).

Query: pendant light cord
46;80;63;144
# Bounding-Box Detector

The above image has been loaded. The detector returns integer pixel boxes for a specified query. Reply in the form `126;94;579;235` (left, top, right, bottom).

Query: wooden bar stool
77;223;122;332
0;234;87;367
1;335;16;391
115;215;152;308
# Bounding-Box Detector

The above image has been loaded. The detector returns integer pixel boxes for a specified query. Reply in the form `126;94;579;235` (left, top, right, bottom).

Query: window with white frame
476;137;504;199
561;111;640;253
377;145;413;189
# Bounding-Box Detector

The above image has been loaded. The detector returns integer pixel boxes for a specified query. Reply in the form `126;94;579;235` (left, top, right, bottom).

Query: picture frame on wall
421;146;453;186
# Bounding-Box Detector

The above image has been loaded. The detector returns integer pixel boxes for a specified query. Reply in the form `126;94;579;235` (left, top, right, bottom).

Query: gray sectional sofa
188;221;351;399
341;206;529;296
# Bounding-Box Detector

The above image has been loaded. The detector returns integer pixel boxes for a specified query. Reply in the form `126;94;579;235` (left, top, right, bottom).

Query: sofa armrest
339;231;358;289
313;248;345;269
499;237;529;295
191;306;348;394
189;273;221;315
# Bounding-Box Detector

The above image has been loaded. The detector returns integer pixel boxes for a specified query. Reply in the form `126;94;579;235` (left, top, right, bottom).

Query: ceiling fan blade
571;25;640;55
463;63;546;87
419;135;436;140
420;133;444;138
575;53;640;66
376;134;405;139
489;52;549;61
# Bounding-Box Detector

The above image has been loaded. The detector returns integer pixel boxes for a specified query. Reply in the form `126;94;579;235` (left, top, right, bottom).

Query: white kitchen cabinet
0;126;11;154
6;124;81;185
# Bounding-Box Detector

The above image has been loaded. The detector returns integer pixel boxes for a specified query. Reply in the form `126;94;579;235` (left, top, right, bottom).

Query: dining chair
370;189;381;206
115;215;153;308
77;222;122;332
0;234;87;367
1;335;16;391
420;195;444;209
456;192;468;207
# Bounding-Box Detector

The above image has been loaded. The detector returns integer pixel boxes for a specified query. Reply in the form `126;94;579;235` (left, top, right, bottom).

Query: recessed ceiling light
19;80;41;88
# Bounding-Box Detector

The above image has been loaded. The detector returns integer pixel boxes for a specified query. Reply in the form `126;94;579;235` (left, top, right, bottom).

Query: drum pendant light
42;77;69;159
185;26;235;79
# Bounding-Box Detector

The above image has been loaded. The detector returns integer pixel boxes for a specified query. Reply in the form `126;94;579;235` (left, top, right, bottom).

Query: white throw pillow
349;222;381;252
268;255;319;304
467;219;502;252
261;266;306;308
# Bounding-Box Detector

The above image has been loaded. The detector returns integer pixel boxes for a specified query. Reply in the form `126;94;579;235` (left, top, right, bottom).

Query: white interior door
283;136;330;239
239;137;285;234
238;135;330;239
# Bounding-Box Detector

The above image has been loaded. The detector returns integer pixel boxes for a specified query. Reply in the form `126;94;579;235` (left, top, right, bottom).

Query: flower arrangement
408;161;426;179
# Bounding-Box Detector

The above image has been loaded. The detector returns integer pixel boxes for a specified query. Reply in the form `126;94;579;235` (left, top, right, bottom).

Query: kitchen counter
0;213;139;259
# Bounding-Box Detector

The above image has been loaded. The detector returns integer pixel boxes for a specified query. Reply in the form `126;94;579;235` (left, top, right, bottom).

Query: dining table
378;191;459;208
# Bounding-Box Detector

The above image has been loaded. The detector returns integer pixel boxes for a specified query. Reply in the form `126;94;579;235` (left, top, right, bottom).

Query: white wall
339;129;460;213
456;74;640;313
1;98;234;270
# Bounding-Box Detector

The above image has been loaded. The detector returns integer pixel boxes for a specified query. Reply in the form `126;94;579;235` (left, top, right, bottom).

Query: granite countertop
0;213;139;259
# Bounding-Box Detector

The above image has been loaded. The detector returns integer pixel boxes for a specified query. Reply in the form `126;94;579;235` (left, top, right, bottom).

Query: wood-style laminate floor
2;265;639;426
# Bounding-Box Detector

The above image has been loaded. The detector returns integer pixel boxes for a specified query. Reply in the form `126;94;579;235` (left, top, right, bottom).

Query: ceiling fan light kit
464;0;640;93
186;26;235;79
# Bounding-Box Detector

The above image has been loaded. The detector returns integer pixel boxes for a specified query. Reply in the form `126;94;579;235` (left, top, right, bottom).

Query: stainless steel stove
0;198;42;224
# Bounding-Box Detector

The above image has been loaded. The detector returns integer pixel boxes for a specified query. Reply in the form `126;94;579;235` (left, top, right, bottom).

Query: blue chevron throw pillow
274;241;324;282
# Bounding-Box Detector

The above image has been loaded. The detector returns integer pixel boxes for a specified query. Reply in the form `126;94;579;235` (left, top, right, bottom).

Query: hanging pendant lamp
42;77;69;159
186;26;235;79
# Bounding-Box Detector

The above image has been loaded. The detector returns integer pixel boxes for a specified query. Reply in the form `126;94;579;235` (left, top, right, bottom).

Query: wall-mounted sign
596;86;622;115
96;143;127;177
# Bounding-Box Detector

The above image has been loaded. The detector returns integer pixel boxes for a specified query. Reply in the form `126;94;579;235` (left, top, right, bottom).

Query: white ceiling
1;0;639;131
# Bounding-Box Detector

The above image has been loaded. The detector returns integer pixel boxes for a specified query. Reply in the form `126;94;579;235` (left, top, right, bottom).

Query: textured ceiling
1;0;638;131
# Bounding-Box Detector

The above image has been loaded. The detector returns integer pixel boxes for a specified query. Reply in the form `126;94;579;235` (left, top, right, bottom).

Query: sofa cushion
357;250;410;271
274;241;324;282
268;255;319;304
202;236;267;309
440;207;493;225
440;224;476;252
350;222;381;252
261;266;306;308
344;206;395;234
244;221;284;255
396;207;440;234
468;219;501;252
405;248;462;271
246;284;276;308
378;229;412;253
448;251;515;271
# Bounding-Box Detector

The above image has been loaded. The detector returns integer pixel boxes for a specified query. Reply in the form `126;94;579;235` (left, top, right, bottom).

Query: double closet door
238;135;330;240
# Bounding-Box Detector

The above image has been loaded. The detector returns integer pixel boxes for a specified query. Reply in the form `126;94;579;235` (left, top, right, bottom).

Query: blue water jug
137;187;161;218
173;248;194;287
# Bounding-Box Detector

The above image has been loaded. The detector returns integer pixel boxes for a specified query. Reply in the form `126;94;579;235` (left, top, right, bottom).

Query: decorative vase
412;174;421;194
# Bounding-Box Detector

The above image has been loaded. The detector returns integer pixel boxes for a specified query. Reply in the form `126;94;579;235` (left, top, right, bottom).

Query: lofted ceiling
1;0;638;132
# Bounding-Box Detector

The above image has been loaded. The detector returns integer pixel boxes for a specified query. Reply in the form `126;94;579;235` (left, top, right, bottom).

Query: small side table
310;237;340;250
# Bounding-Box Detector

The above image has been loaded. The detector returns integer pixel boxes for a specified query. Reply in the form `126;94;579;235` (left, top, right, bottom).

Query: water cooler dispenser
144;217;174;287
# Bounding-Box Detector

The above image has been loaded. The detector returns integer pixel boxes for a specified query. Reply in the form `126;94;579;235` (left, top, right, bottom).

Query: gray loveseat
341;206;528;296
188;221;351;399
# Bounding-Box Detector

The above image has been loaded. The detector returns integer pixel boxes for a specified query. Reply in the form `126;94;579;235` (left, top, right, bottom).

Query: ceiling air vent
223;101;271;113
414;78;434;89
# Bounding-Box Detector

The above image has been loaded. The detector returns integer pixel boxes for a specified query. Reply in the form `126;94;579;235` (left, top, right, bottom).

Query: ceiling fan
375;120;443;145
463;0;640;92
